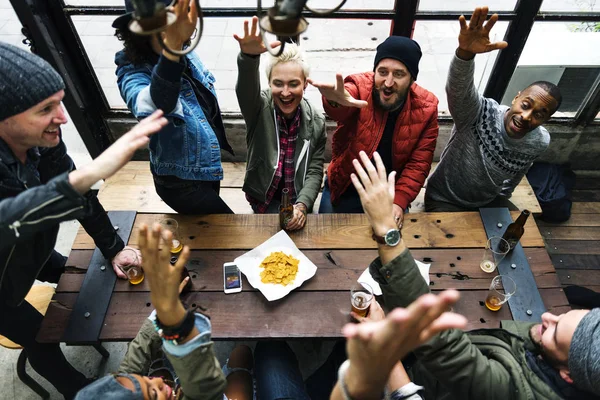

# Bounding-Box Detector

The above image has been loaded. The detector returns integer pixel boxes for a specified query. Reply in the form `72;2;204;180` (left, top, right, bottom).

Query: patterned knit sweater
426;55;550;208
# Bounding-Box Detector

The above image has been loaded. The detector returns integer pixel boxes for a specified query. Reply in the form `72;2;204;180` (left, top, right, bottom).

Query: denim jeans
0;251;89;399
153;174;233;214
318;178;364;214
254;341;347;400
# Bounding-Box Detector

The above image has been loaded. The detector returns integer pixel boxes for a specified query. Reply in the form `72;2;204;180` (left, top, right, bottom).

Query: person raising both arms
425;7;562;212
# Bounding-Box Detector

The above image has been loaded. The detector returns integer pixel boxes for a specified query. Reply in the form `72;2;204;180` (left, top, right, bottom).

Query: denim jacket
115;50;232;181
0;135;123;306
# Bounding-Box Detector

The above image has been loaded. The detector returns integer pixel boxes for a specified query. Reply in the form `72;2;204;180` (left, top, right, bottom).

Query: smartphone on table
223;262;242;294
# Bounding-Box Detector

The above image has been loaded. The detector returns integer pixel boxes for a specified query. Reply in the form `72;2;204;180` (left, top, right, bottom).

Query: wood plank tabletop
71;213;544;250
38;212;564;344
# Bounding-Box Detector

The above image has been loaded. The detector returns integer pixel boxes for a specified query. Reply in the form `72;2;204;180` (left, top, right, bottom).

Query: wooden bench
97;161;542;214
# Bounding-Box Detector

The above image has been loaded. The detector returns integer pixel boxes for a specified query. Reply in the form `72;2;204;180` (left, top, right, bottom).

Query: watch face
385;229;401;246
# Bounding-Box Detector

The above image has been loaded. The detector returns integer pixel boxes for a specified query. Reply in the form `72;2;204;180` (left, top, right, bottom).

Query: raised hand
307;73;368;109
138;223;191;326
69;110;167;194
163;0;198;51
457;6;508;59
341;290;467;398
350;151;397;237
233;16;281;55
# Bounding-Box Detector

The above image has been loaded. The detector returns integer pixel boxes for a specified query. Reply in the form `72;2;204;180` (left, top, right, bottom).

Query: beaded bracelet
152;309;195;345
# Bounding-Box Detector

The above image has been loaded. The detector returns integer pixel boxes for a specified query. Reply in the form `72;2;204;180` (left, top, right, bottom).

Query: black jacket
0;134;124;306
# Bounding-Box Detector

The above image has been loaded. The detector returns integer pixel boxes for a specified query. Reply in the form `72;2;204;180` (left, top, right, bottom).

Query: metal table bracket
62;211;136;344
479;208;545;322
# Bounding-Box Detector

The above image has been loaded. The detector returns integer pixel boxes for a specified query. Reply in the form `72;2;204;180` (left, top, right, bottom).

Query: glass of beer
160;218;183;254
351;283;373;318
118;248;144;285
485;275;516;311
480;237;510;273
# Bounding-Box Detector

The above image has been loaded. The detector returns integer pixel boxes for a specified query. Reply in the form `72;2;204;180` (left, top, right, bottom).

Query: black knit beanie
0;42;65;121
373;36;422;80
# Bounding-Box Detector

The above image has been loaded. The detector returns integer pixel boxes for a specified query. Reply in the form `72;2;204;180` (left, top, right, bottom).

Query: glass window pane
412;20;508;114
71;15;125;108
502;22;600;117
74;14;391;112
418;0;516;11
541;0;599;12
65;0;394;10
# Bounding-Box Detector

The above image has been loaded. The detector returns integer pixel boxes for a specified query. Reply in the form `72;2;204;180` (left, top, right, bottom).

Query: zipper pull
8;221;21;238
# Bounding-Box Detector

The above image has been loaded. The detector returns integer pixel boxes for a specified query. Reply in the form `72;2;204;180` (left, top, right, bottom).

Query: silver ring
395;216;400;221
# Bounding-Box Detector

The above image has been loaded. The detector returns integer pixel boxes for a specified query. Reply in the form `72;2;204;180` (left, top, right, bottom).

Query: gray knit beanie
568;308;600;395
0;42;65;121
75;374;143;400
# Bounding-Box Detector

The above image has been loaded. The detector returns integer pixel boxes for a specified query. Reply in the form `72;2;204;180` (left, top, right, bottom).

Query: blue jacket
0;135;124;306
115;51;232;181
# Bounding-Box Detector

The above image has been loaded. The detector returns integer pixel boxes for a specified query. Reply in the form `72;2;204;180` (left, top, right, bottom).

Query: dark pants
254;341;347;400
319;178;364;214
153;175;233;215
251;199;281;214
0;251;88;399
424;193;519;212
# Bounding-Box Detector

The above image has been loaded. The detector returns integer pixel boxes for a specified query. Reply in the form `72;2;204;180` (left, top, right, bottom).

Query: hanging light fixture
257;0;347;56
128;0;203;56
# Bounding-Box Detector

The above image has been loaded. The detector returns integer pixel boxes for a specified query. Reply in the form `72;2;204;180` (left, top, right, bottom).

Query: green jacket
235;52;327;211
118;318;226;400
370;249;563;400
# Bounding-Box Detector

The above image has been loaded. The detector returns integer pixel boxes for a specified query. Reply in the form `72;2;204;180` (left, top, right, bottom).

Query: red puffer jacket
324;72;439;209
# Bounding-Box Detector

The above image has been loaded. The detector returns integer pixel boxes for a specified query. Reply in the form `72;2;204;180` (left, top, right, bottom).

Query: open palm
458;6;508;55
234;16;280;55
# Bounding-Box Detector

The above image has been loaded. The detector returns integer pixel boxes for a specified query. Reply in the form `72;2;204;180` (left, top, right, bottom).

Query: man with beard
425;7;562;212
347;150;600;400
309;36;439;227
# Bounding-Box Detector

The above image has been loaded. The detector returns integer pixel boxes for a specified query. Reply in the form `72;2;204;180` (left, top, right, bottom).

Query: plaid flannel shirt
247;107;300;213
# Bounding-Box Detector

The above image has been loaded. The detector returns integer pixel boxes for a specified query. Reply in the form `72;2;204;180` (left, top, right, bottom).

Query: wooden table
38;213;570;343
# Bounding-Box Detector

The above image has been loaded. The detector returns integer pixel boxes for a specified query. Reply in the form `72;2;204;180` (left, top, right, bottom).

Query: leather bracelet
152;309;195;345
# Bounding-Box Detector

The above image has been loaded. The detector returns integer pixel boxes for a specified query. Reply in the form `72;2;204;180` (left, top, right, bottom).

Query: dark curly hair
115;28;192;65
115;28;156;65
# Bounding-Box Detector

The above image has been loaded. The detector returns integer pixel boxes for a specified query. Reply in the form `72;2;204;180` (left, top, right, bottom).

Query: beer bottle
502;209;530;251
279;188;294;230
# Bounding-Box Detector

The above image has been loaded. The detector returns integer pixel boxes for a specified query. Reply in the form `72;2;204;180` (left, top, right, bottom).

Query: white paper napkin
234;230;318;301
358;260;431;296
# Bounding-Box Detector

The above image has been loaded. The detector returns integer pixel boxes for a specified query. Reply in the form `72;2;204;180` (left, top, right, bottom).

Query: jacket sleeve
446;54;484;131
150;55;185;115
117;60;184;122
296;120;326;212
163;313;226;400
0;172;88;250
322;78;361;122
370;250;514;399
39;139;124;260
235;52;266;143
394;108;439;209
118;318;163;375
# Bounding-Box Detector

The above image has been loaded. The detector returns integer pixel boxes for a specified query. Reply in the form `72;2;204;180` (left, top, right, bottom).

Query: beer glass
160;218;183;254
351;283;373;318
485;275;516;311
118;248;144;285
480;237;510;273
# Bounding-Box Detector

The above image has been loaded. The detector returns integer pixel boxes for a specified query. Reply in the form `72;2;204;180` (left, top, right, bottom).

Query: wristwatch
372;228;402;247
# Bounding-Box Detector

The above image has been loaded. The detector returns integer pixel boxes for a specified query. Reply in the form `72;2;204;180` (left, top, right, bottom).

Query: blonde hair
264;42;310;81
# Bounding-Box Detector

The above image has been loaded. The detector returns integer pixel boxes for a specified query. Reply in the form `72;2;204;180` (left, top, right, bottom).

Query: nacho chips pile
259;251;299;285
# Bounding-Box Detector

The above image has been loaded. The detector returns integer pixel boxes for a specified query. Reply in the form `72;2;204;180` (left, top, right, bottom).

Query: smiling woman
234;16;327;229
